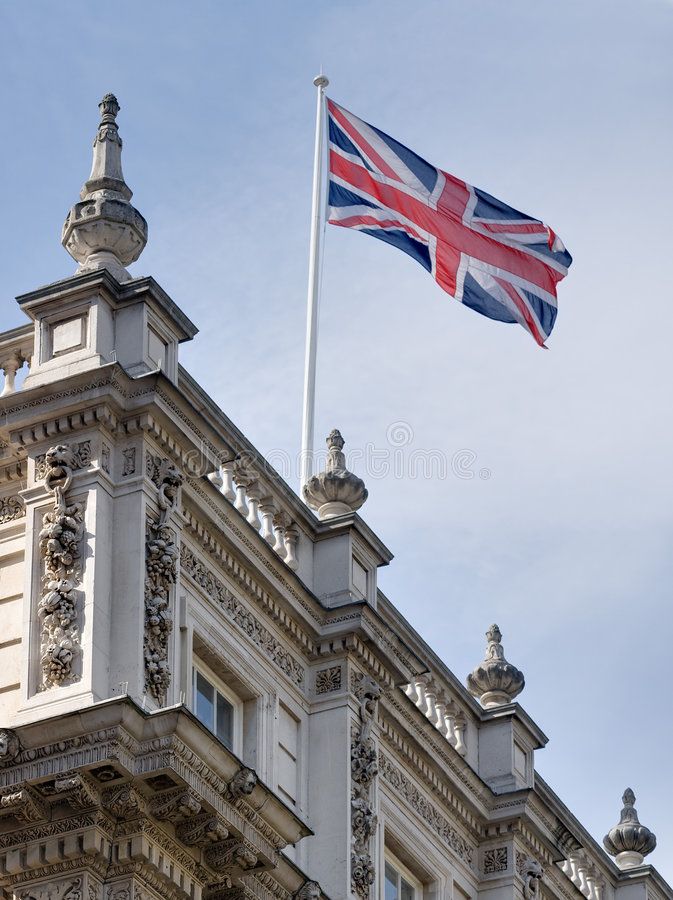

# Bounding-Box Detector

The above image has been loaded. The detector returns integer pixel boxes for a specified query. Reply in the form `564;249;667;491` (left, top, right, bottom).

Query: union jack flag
327;100;572;346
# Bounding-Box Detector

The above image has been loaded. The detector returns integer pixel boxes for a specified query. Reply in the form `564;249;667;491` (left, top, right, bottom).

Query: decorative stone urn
62;93;147;282
603;789;656;869
466;624;525;708
303;429;368;520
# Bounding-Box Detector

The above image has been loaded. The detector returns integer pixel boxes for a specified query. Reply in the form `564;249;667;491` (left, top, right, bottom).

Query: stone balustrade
208;457;300;572
403;674;467;757
0;325;33;397
560;852;605;900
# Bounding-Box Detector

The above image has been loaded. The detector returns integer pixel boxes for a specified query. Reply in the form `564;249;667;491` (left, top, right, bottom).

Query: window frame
384;849;423;900
191;658;243;756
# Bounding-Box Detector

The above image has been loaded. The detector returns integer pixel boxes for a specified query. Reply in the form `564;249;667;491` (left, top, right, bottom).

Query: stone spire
603;789;657;869
61;94;147;283
466;624;525;708
302;429;368;520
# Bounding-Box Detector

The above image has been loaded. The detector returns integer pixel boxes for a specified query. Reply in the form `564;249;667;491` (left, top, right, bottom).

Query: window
192;662;241;753
277;703;299;806
352;556;368;600
385;853;422;900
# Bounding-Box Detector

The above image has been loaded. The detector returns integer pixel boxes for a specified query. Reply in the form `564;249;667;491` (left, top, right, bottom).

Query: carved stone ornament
102;783;147;819
0;728;20;766
51;771;99;809
122;446;136;475
227;766;258;801
516;853;544;899
0;493;24;523
0;784;47;824
603;788;656;869
144;457;183;703
315;665;342;694
303;429;368;520
294;881;321;900
61;94;147;283
466;624;525;708
203;837;258;874
484;846;508;874
37;444;86;689
350;673;381;899
16;876;84;900
176;812;229;848
150;786;201;823
35;441;91;481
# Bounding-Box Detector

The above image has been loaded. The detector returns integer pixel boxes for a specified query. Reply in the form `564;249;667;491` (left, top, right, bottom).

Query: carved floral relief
144;455;183;703
350;673;381;899
37;444;86;689
0;494;24;524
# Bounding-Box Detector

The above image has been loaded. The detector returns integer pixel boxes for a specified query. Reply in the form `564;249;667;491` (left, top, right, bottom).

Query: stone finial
302;429;368;520
61;94;147;283
466;624;525;708
603;789;656;869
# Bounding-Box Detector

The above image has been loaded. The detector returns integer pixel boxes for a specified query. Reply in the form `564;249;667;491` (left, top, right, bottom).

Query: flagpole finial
313;74;329;88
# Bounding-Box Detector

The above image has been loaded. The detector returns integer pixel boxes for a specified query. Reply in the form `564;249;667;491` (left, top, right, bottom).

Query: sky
1;0;672;882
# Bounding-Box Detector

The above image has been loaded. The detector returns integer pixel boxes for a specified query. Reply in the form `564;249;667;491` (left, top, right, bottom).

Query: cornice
179;540;307;690
183;480;324;630
533;774;619;881
377;748;476;870
378;692;490;827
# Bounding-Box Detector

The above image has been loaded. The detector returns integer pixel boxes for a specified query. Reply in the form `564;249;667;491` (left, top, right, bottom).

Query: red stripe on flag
330;152;561;296
328;101;401;183
328;214;427;243
475;222;549;236
494;276;546;347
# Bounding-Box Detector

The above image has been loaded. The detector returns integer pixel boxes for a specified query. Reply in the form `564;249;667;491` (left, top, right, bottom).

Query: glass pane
401;877;415;900
195;670;214;730
216;691;234;750
385;862;399;900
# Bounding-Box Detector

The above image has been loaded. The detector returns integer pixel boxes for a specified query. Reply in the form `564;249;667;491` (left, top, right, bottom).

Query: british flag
327;99;572;346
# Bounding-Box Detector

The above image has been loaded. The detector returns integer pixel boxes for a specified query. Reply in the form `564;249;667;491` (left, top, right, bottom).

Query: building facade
0;96;668;900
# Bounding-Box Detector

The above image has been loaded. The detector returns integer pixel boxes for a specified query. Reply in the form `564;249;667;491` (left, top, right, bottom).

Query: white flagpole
299;73;329;494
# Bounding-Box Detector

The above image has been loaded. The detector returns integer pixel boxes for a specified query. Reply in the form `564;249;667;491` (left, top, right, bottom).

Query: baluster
414;677;429;716
434;697;449;737
259;496;277;546
221;460;236;502
444;702;457;747
0;353;22;397
233;472;250;517
272;510;290;559
246;480;262;530
405;681;419;704
586;875;598;900
207;466;223;489
424;685;439;727
284;523;299;571
454;711;467;756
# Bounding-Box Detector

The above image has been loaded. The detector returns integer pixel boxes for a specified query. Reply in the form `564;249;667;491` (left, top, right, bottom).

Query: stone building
0;96;668;900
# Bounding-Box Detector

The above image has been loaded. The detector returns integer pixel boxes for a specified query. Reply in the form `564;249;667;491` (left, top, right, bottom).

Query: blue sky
1;0;672;880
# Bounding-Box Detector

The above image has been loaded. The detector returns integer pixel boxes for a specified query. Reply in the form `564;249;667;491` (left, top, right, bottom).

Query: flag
326;99;572;346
